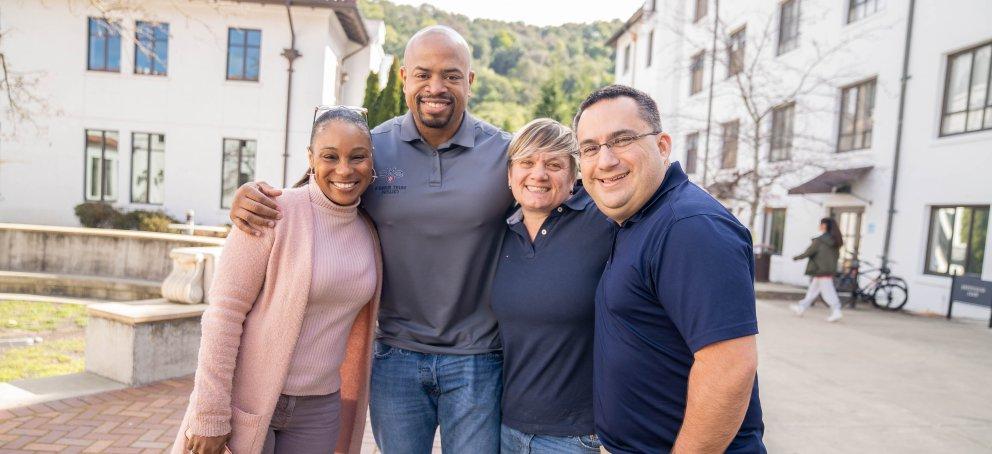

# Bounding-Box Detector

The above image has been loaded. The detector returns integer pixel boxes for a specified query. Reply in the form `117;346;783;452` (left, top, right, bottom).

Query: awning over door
788;166;873;195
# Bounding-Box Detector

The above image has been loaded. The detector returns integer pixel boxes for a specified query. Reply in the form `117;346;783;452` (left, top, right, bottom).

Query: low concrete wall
0;223;224;282
86;299;206;385
0;271;161;301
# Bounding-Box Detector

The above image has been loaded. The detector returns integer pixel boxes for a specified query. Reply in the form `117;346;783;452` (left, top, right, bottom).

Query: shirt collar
399;110;478;149
626;162;689;224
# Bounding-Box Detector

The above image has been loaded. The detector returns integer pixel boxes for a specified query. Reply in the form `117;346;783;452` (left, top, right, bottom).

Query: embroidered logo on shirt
374;167;408;195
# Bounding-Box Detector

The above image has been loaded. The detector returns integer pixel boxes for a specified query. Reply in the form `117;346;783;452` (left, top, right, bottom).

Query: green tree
362;71;380;110
369;58;405;128
533;76;568;124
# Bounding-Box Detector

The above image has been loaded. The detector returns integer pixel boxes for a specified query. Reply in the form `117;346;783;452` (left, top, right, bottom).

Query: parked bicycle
835;257;909;311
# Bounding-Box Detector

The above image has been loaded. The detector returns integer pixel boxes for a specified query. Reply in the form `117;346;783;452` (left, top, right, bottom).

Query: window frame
226;28;262;81
623;43;632;74
87;17;121;72
836;77;877;152
939;40;992;137
130;132;166;205
83;129;119;202
220;138;257;209
646;30;655;68
727;27;746;79
924;205;990;277
694;0;708;23
134;21;169;76
770;102;795;161
690;50;705;95
720;120;739;169
847;0;882;24
762;208;787;255
685;132;699;174
777;0;800;56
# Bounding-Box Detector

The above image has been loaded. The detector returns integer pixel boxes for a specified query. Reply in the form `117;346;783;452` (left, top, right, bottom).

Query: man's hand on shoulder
229;181;283;236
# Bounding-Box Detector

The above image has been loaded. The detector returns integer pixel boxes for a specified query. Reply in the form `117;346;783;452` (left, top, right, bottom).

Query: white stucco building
0;0;387;227
609;0;992;319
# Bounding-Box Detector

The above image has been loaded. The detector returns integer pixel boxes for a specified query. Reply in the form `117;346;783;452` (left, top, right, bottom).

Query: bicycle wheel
871;280;909;311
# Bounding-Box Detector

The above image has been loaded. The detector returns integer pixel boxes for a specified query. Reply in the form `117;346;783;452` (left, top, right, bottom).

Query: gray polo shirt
363;111;513;354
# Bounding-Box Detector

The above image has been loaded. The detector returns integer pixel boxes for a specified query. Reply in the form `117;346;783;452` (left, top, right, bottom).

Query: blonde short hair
507;118;579;177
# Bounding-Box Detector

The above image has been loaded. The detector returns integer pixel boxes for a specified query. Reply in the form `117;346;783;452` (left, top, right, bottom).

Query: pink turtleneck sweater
281;179;377;396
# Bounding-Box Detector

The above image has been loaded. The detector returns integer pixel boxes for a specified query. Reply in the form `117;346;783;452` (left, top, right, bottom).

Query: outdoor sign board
946;274;992;328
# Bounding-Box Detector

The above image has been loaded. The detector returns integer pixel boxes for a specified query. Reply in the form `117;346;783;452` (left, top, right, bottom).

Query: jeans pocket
576;434;601;450
373;341;393;359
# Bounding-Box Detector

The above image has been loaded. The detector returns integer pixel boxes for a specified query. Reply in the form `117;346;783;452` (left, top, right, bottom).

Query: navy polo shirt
594;163;765;453
491;185;615;436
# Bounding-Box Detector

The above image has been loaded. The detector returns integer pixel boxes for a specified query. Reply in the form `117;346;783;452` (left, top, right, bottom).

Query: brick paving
0;378;190;453
0;376;440;453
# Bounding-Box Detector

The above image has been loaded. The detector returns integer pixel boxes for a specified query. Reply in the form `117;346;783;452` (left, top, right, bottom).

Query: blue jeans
369;341;502;453
500;424;601;454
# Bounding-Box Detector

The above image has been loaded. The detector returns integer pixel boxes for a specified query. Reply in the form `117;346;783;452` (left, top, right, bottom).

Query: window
87;18;120;72
84;130;119;202
727;27;745;78
690;51;705;95
694;0;708;22
777;0;800;55
131;133;165;204
135;21;168;76
837;78;875;152
925;206;989;277
623;43;632;74
646;31;654;67
227;28;261;81
770;102;794;161
720;120;739;169
685;132;699;174
221;139;257;208
847;0;882;24
940;41;992;136
762;208;786;255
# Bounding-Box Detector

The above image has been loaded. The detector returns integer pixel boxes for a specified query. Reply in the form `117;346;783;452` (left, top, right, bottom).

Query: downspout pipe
702;0;720;187
881;0;916;269
281;0;301;188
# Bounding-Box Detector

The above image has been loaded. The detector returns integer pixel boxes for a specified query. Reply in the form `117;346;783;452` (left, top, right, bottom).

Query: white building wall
0;0;384;227
612;0;992;319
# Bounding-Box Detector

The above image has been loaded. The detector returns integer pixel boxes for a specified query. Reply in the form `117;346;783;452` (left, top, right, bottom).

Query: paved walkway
1;300;989;453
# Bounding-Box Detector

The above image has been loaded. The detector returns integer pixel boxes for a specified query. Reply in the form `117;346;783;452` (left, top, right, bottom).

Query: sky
388;0;646;26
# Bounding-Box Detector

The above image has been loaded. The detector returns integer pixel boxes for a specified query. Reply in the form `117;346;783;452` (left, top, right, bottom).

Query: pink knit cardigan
171;186;382;454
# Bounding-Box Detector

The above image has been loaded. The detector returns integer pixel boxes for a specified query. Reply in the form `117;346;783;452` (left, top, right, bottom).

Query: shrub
73;203;177;233
73;203;118;228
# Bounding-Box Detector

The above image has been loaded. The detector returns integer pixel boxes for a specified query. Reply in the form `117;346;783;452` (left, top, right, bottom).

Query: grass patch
0;300;88;333
0;338;85;382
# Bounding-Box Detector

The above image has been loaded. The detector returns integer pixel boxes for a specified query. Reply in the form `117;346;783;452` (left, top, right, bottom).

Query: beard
415;93;457;129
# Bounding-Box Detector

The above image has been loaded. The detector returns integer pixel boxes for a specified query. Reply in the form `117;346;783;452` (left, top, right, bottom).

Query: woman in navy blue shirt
492;119;616;453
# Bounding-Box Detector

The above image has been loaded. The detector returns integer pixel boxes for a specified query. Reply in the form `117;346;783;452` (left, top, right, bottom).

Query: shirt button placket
430;150;441;187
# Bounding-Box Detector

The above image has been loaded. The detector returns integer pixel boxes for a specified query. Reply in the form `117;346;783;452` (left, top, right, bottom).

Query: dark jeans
261;392;341;454
369;341;502;453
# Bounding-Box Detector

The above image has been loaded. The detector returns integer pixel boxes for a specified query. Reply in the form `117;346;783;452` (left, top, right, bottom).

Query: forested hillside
358;0;620;131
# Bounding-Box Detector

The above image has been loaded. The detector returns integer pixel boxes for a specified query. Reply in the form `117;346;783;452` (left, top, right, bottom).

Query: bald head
400;25;476;139
403;25;472;69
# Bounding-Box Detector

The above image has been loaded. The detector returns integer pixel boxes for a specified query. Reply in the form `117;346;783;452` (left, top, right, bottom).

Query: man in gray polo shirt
229;26;512;453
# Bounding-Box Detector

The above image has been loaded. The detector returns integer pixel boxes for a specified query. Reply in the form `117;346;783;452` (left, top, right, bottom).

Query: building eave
607;7;645;47
234;0;369;45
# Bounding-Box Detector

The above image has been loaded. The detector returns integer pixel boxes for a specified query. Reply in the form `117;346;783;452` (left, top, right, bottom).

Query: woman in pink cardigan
174;107;381;454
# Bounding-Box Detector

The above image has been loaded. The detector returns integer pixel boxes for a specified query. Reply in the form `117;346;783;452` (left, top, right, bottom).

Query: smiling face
509;151;576;215
576;96;672;223
308;120;375;206
401;30;474;131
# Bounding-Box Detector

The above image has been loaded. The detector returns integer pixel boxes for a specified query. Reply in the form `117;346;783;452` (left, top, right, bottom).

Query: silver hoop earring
370;167;378;181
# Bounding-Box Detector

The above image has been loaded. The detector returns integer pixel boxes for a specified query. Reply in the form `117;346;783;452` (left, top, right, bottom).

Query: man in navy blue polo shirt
573;85;765;453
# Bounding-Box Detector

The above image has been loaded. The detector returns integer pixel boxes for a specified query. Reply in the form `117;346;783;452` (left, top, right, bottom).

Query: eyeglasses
578;131;661;161
312;105;368;125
